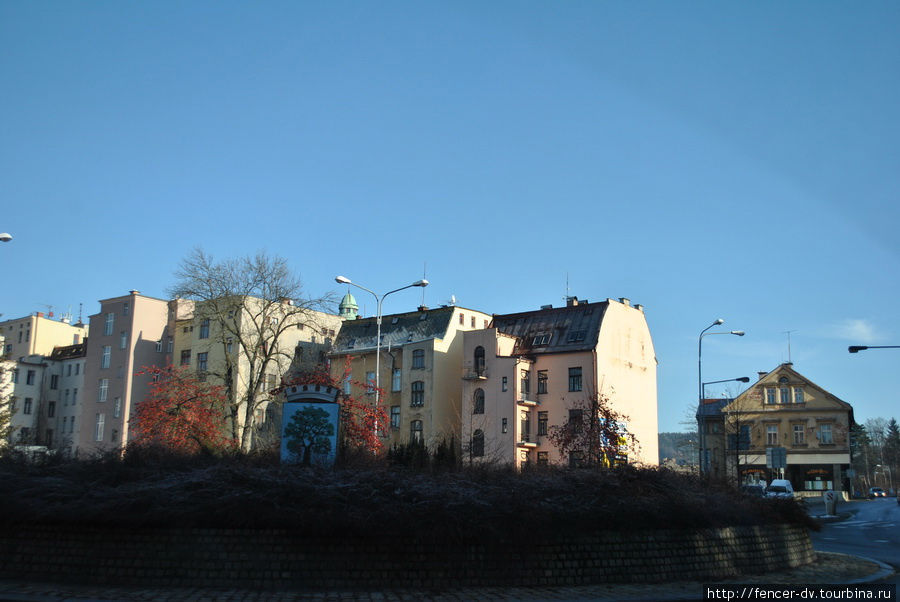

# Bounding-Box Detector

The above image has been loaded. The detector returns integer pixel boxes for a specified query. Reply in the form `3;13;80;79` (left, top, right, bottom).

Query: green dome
339;291;359;319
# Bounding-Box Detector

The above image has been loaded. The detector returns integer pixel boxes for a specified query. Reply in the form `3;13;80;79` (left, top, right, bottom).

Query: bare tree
547;391;637;468
169;248;334;452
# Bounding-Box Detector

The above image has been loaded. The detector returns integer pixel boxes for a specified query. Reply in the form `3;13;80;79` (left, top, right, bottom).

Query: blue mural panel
281;402;339;466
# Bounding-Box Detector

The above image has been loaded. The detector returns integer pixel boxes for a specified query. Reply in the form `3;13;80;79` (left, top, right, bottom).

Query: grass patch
0;449;816;545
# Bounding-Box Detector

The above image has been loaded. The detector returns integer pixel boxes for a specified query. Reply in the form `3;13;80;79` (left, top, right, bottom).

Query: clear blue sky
2;2;898;434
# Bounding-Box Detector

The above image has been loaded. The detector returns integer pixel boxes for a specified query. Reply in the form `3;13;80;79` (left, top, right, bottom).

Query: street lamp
874;464;894;494
698;319;745;473
334;275;429;423
0;233;12;243
849;345;900;353
702;376;751;399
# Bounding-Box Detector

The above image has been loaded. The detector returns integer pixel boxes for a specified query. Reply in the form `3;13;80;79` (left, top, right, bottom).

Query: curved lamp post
334;276;428;420
702;376;751;399
698;319;745;473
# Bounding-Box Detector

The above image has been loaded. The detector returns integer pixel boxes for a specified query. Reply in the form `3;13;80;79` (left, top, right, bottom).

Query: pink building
461;297;658;468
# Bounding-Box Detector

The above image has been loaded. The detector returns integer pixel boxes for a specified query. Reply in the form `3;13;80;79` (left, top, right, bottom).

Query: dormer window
347;338;355;349
567;329;586;343
532;333;551;346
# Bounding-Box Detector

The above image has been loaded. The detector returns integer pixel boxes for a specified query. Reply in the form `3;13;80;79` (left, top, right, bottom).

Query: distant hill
658;432;697;465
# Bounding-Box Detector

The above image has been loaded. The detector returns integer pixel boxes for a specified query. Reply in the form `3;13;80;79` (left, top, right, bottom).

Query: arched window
472;429;485;457
474;346;485;376
473;388;485;414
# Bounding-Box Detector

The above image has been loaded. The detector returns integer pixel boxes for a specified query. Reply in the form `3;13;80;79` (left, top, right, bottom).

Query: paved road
810;496;899;587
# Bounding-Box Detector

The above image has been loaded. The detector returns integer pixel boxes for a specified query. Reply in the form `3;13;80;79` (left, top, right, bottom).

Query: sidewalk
0;551;893;602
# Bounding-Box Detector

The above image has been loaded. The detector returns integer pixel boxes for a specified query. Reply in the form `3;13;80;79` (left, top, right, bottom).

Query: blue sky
2;2;898;434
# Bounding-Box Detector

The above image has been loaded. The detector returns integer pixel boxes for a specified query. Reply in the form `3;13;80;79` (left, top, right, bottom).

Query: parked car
765;479;795;499
740;484;766;498
868;487;886;498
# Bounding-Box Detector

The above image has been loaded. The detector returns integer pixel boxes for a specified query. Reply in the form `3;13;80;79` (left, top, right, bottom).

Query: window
569;409;583;433
155;340;163;353
123;302;129;317
410;420;423;443
532;333;551;346
12;369;18;384
366;371;376;395
470;316;476;328
537;371;548;394
101;345;111;369
819;423;833;445
520;370;530;397
226;338;233;354
390;406;401;428
23;398;33;415
569;450;584;468
99;379;109;402
538;411;548;436
26;370;35;385
472;429;484;457
412;349;425;369
568;367;582;392
95;413;105;442
343;375;352;395
537;451;549;466
766;389;776;405
111;429;118;443
473;388;485;414
75;363;79;375
392;368;401;392
197;352;208;372
167;338;174;353
119;331;127;349
411;381;425;407
67;364;72;377
520;411;530;442
780;387;790;404
104;312;115;336
180;350;191;366
502;418;508;433
50;374;59;390
199;319;210;339
114;397;122;418
567;329;586;343
72;388;78;402
501;377;508;392
792;424;805;445
473;346;485;376
459;313;464;325
767;425;778;445
64;389;70;404
793;388;804;404
47;401;56;418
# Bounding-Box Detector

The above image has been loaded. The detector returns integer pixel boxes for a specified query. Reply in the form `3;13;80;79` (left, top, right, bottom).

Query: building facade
703;363;854;492
0;313;87;360
330;304;492;451
460;297;659;469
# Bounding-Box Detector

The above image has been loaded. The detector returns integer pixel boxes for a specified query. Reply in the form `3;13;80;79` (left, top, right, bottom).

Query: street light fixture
848;345;900;353
0;233;12;243
701;376;751;399
333;275;429;429
698;319;746;474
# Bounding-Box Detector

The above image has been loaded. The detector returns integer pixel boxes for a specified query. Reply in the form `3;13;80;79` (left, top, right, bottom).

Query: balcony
517;394;538;407
462;365;488;380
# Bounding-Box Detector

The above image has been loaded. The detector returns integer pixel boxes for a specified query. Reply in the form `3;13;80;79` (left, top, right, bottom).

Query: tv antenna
783;330;797;363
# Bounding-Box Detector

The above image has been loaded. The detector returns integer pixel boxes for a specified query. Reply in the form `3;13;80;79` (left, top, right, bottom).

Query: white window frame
95;413;105;442
101;345;111;369
99;378;109;402
114;397;122;418
104;312;115;336
392;368;402;392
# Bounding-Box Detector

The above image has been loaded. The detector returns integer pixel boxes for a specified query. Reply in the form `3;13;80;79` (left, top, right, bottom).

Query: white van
765;479;795;499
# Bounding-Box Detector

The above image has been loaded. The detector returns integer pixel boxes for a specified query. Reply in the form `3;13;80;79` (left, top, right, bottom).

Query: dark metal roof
696;398;733;418
490;301;609;355
48;342;87;361
331;307;456;354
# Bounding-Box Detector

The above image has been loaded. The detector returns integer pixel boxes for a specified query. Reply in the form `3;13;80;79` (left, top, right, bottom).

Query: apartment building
460;297;659;469
0;312;87;360
167;296;342;450
77;291;169;454
702;363;853;492
330;302;492;450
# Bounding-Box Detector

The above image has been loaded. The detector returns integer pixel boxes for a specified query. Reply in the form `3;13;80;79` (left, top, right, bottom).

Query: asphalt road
810;496;899;586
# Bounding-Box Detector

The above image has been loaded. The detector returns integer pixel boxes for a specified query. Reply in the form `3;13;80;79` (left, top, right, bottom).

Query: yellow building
710;363;853;493
1;313;87;360
329;302;492;451
461;297;659;469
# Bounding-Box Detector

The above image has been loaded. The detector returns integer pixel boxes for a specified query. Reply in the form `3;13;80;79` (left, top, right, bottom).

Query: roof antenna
563;272;570;305
783;330;797;363
421;261;427;307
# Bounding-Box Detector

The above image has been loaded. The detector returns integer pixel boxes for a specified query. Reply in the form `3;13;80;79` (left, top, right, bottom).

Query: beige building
329;301;492;450
1;313;87;360
461;297;659;469
77;291;169;454
167;296;342;449
702;363;854;493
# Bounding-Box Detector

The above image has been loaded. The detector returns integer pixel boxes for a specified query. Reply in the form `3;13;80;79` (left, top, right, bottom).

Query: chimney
634;304;644;312
36;312;44;318
129;290;140;295
417;305;429;312
757;371;768;380
619;297;631;307
566;296;579;307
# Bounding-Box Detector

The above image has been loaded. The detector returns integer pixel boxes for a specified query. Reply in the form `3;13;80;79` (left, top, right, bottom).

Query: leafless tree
169;248;334;453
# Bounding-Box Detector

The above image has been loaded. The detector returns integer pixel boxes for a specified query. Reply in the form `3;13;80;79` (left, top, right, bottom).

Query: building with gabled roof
461;296;658;468
330;304;492;451
703;362;854;493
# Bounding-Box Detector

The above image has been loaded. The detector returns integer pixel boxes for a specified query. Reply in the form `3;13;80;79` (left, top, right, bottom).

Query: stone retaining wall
0;524;813;590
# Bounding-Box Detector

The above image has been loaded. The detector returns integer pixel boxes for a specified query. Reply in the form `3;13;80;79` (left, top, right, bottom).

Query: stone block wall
0;524;813;590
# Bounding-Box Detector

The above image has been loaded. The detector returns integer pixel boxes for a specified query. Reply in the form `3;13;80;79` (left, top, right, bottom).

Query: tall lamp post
334;276;428;415
698;319;745;473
